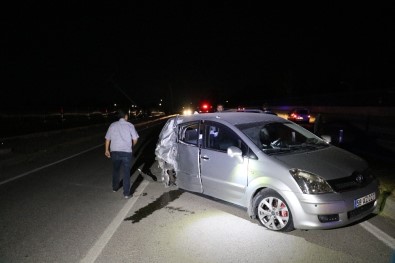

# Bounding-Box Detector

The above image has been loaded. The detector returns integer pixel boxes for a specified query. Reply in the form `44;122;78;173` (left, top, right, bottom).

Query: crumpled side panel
154;116;183;186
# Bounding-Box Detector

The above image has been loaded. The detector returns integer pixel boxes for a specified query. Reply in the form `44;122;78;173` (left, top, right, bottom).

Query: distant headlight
183;109;193;115
289;169;334;194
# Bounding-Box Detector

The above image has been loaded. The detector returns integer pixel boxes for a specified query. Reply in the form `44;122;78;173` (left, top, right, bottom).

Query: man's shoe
124;195;131;199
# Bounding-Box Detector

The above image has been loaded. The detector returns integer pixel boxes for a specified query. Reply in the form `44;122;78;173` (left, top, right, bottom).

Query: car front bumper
283;182;379;230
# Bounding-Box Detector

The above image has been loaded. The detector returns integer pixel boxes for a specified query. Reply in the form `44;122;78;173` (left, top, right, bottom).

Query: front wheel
253;189;294;232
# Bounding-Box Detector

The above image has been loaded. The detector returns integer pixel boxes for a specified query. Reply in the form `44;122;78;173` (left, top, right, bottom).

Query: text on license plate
354;192;376;208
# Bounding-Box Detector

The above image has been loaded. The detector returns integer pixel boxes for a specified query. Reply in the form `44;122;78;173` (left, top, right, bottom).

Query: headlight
289;169;334;194
183;109;192;115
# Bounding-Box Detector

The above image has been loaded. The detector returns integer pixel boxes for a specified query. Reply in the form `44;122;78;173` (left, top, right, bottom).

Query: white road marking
0;144;103;186
360;221;395;250
80;180;149;263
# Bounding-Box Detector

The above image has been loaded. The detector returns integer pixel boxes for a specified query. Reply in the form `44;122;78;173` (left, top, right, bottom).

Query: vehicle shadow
124;189;184;223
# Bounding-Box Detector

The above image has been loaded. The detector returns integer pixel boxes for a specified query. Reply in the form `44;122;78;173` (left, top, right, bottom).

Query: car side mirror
227;146;243;163
321;135;331;144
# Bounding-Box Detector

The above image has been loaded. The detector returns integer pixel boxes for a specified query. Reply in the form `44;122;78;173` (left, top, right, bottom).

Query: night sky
2;2;395;112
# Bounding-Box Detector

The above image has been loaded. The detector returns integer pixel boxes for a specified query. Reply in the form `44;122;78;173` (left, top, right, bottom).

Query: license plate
354;192;376;208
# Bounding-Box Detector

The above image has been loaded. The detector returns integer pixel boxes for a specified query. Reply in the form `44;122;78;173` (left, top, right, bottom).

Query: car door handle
201;156;209;160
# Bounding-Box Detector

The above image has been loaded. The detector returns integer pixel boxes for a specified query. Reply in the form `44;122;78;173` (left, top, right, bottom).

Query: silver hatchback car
155;112;379;231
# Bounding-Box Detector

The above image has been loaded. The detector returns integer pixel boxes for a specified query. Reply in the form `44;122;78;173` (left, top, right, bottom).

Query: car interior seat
260;128;271;148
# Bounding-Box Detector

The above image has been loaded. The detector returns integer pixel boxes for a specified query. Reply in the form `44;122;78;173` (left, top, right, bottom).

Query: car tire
253;188;294;232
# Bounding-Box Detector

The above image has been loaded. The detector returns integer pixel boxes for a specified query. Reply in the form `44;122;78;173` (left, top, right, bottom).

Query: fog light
318;214;339;223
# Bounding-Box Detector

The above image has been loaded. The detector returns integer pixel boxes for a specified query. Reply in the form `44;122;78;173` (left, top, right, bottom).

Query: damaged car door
176;122;203;192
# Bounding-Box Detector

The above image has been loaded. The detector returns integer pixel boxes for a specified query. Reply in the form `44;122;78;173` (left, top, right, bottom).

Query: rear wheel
253;189;294;232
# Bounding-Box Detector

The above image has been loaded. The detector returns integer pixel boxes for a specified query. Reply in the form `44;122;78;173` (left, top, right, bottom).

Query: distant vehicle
155;112;378;232
227;107;278;115
182;107;194;116
288;108;311;123
197;101;214;113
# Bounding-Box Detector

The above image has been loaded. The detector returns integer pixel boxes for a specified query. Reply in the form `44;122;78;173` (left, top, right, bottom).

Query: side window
205;123;248;155
180;123;200;146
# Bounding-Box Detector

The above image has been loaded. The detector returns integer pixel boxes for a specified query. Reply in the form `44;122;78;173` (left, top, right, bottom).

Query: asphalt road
1;118;395;262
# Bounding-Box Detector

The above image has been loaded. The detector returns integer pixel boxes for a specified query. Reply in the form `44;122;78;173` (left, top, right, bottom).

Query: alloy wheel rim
257;196;290;230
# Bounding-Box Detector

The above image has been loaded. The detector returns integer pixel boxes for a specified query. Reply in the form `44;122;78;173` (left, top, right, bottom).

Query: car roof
224;108;264;112
175;112;286;126
238;109;265;113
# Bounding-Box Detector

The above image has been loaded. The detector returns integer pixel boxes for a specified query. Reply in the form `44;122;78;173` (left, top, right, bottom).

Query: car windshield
236;121;328;155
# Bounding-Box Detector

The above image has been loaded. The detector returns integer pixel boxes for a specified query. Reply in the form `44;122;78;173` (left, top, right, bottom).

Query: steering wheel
271;138;286;148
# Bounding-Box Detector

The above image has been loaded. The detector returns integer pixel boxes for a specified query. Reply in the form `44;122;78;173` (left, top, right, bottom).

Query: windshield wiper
305;138;328;145
303;142;329;149
289;144;316;150
264;148;292;155
265;144;324;155
302;138;329;148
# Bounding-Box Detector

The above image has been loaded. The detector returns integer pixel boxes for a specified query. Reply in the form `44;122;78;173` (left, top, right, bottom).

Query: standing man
105;108;139;199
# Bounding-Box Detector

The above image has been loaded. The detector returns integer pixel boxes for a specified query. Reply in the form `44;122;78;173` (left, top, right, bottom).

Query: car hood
273;146;367;180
